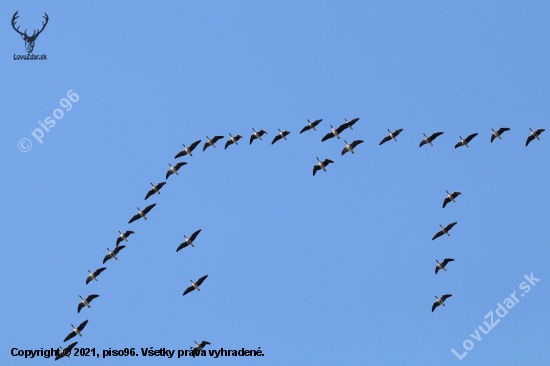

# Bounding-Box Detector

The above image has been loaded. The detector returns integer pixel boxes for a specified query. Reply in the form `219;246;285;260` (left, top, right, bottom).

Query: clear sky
1;1;549;365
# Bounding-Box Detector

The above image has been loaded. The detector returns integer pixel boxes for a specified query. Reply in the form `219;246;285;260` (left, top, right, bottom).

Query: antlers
11;11;49;39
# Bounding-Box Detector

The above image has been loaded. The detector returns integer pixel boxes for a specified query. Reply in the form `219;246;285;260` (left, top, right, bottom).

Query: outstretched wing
250;134;256;144
166;169;174;179
196;275;208;286
379;136;392;145
183;285;195;296
66;342;78;353
259;129;268;136
322;132;334;142
441;294;452;301
190;229;202;242
313;165;320;176
393;128;403;136
442;198;451;208
144;189;155;200
143;203;156;214
432;231;444;240
225;140;233;149
282;130;290;137
203;142;210;151
526;135;535;146
87;294;99;303
336;123;348;133
116;237;124;246
103;254;112;264
174;150;187;158
465;133;478;143
430;132;444;140
351;140;364;148
441;258;454;266
300;125;311;134
491;133;496;143
454;141;463;149
176;242;189;252
212;136;224;143
431;302;439;312
94;267;106;276
78;303;85;313
445;222;457;231
271;135;282;145
435;266;440;275
113;245;125;255
419;139;428;147
497;127;510;135
63;331;77;342
536;128;545;135
342;147;349;155
175;162;187;170
189;140;201;151
128;213;141;224
200;341;211;348
451;192;461;199
77;320;89;331
324;159;334;165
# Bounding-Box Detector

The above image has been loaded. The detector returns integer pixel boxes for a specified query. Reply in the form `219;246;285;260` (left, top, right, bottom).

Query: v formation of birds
54;120;544;358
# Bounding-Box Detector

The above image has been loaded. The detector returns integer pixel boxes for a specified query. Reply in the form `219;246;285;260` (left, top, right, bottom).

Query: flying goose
300;119;323;133
77;294;99;313
166;162;187;179
183;275;208;296
343;117;360;130
379;129;403;145
193;341;211;353
322;123;348;141
455;133;478;148
341;140;364;155
442;191;461;208
175;140;201;158
63;320;88;342
432;222;458;240
177;229;202;252
86;267;106;285
250;128;268;144
128;204;156;223
491;127;510;143
103;246;125;264
435;258;454;274
203;135;224;151
432;295;452;312
526;128;545;146
313;157;334;176
55;341;78;360
225;133;244;149
144;182;166;200
271;128;290;145
116;230;134;246
419;132;444;147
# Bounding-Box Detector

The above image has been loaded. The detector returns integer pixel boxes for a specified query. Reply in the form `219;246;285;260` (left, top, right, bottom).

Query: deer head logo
11;11;49;54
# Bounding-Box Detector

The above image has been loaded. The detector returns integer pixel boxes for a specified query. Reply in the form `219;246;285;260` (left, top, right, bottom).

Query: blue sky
1;1;549;364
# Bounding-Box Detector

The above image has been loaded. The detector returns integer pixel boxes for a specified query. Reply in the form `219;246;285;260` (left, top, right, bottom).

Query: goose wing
77;303;85;313
113;245;125;255
156;182;166;190
465;133;478;143
116;237;124;246
432;230;444;240
431;301;440;312
166;169;174;179
441;294;452;301
250;134;257;144
300;125;311;133
435;266;441;274
259;129;268;135
497;127;510;135
176;242;189;252
174;150;188;158
196;275;208;286
124;230;135;237
103;254;112;264
393;128;403;136
175;162;187;170
143;203;156;214
189;140;201;151
271;135;282;145
442;197;451;208
312;119;323;126
350;140;364;148
66;342;78;353
526;135;535;146
491;133;497;143
429;132;444;140
451;192;461;199
441;258;454;266
183;285;195;296
536;128;545;135
128;213;141;224
445;222;457;231
63;330;77;342
224;140;233;149
200;341;211;348
379;136;392;145
86;294;99;303
86;276;93;285
322;132;334;142
212;136;224;143
236;134;243;140
144;188;155;200
313;165;321;176
203;141;211;151
190;229;202;242
77;320;88;331
419;139;428;147
454;141;464;149
323;159;334;166
336;123;348;133
282;130;290;137
94;267;106;276
342;146;349;155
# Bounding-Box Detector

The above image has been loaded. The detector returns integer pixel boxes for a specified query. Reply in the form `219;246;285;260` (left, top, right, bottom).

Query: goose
271;128;291;145
343;117;360;130
432;222;458;240
166;162;187;179
250;128;268;144
419;132;444;147
203;135;224;151
455;133;478;148
313;157;334;176
77;294;99;313
442;191;461;208
183;275;208;296
225;133;244;149
144;182;166;200
435;258;454;274
177;229;202;252
128;203;156;223
379;129;403;145
63;320;88;342
86;267;106;285
491;127;510;143
116;230;134;246
175;140;201;158
193;341;211;353
321;123;348;141
55;342;77;360
526;128;545;146
341;140;364;155
103;246;125;264
300;119;323;133
432;294;452;312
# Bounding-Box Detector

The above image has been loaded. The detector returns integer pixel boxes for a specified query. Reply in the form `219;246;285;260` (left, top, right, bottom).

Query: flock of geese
54;119;545;360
